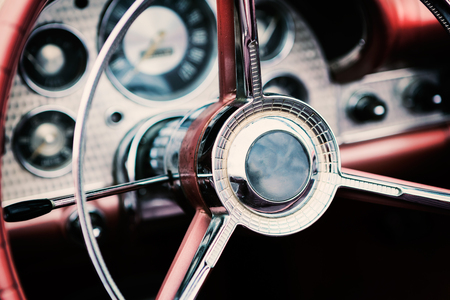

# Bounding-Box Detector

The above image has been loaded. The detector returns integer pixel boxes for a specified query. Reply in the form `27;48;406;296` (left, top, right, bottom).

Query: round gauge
99;0;217;105
12;107;75;178
20;24;89;97
256;0;294;63
263;74;308;101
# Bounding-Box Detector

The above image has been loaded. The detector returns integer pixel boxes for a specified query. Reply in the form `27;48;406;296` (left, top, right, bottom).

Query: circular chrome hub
212;95;341;235
245;130;310;202
225;113;317;214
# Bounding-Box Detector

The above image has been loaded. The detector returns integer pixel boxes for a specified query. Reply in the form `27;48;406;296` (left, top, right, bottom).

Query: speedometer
99;0;217;105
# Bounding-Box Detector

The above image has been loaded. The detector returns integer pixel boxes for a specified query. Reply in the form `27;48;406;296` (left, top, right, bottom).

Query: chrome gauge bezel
19;23;90;98
257;0;295;66
263;71;309;102
11;106;76;178
98;0;218;107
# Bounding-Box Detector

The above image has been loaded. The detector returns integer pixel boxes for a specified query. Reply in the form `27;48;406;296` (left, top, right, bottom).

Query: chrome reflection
114;111;186;223
226;115;318;214
211;95;338;230
245;130;310;202
20;23;89;97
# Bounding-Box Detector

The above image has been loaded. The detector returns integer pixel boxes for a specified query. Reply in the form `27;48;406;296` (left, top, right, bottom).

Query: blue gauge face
99;0;217;104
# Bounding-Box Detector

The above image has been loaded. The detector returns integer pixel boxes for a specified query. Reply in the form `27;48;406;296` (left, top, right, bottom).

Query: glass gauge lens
99;0;217;104
20;24;88;96
12;107;75;178
263;75;308;101
256;0;294;62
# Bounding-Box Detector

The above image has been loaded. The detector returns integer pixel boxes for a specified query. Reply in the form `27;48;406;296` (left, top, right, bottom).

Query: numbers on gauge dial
100;0;217;103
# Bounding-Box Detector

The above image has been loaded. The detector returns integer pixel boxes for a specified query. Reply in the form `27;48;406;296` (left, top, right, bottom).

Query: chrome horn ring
212;96;338;232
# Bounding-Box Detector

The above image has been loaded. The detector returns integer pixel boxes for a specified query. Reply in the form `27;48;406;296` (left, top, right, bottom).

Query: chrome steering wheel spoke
155;209;236;300
71;0;450;299
236;0;263;101
174;212;235;300
340;169;450;210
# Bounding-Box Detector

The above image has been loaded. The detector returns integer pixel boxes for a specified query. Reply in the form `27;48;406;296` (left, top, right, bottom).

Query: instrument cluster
99;0;218;105
2;0;449;213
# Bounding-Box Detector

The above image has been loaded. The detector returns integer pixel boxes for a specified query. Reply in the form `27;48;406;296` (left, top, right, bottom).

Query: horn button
245;130;310;202
207;96;340;235
225;114;316;214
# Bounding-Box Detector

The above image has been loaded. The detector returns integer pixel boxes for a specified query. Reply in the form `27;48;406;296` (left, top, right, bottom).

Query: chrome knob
67;207;105;243
348;93;387;122
403;80;443;112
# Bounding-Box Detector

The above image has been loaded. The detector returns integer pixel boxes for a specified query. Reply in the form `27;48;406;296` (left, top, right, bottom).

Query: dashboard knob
403;80;443;112
348;93;387;122
67;207;106;244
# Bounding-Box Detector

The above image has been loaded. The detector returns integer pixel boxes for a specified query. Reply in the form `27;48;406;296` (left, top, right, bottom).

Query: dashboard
2;0;450;299
3;0;450;205
3;0;334;204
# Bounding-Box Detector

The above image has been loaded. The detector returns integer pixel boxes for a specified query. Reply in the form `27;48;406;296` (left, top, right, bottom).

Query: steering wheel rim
0;0;47;299
2;0;450;300
71;0;450;299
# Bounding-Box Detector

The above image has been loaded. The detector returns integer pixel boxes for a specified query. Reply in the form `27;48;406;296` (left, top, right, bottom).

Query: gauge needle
29;134;56;160
121;30;166;85
259;16;279;46
24;50;48;76
29;140;46;161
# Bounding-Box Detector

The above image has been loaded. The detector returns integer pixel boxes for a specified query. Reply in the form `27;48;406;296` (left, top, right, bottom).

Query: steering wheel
2;0;450;300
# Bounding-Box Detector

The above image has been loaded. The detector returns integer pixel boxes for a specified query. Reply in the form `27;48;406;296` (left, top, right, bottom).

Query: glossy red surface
0;0;47;299
1;0;450;299
341;124;450;176
165;1;236;295
217;0;236;100
156;210;211;300
334;0;449;82
178;0;236;211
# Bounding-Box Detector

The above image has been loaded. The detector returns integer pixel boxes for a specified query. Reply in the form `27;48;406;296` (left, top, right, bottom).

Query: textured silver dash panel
338;69;450;144
2;0;333;204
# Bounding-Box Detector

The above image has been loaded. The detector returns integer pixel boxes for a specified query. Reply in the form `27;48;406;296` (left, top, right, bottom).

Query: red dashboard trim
334;0;449;82
340;123;450;175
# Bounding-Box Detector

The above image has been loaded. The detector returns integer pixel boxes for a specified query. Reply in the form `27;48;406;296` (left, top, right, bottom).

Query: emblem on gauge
99;0;217;105
20;24;89;97
12;106;75;178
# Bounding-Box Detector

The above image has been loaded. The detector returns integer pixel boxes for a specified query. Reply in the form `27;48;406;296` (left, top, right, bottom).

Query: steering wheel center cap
245;130;311;202
211;96;341;236
226;114;315;214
